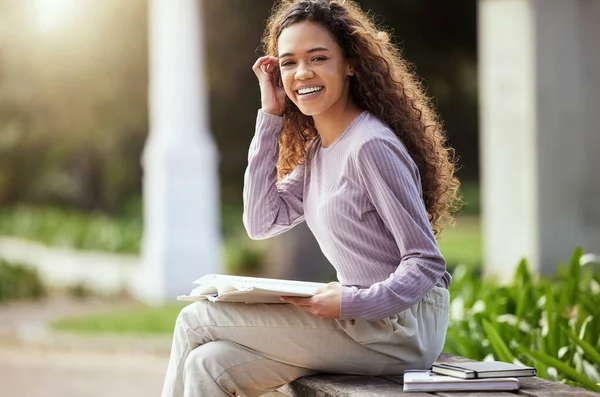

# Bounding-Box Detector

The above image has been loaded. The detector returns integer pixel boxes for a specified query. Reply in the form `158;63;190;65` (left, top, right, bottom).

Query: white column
136;0;221;303
479;0;600;282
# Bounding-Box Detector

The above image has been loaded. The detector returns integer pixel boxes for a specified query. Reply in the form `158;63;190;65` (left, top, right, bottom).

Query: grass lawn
438;215;482;270
52;303;188;335
51;215;482;335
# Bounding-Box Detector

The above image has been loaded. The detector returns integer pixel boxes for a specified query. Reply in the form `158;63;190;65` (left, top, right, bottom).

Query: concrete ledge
0;237;140;296
280;374;407;397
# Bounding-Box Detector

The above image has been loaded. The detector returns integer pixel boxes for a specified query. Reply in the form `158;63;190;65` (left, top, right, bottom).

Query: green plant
223;231;268;275
0;205;142;253
67;282;94;299
458;181;480;215
438;215;481;269
0;259;46;303
445;248;600;392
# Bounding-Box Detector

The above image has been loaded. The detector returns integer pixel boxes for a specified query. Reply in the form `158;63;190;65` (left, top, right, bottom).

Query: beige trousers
161;286;449;397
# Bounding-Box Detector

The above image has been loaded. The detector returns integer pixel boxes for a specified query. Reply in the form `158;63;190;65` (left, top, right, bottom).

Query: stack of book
403;361;537;392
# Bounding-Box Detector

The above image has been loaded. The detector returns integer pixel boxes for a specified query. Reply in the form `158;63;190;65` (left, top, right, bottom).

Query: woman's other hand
281;282;342;319
252;56;286;116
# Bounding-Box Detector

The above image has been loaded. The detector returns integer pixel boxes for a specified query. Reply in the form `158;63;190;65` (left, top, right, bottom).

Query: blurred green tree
0;0;148;213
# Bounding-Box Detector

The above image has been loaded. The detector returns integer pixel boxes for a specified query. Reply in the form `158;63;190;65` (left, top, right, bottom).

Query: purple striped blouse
243;110;451;321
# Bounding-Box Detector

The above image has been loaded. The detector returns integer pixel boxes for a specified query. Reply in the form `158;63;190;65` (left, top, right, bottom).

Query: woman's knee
184;343;219;378
175;301;207;330
184;341;295;396
183;342;250;389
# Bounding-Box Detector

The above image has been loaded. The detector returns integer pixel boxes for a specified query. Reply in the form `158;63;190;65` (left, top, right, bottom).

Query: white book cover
177;274;328;304
403;370;519;392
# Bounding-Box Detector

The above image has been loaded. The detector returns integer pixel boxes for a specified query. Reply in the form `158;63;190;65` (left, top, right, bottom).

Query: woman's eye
280;61;295;67
312;56;327;62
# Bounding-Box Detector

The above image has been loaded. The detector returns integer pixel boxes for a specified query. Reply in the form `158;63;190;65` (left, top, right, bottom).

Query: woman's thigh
185;340;315;396
352;286;450;374
178;301;398;375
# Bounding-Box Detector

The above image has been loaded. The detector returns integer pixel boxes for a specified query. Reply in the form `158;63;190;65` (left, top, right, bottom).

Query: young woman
162;1;460;396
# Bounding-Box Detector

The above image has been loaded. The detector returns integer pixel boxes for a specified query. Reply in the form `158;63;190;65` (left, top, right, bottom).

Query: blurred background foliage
0;0;478;216
0;259;45;302
0;0;147;213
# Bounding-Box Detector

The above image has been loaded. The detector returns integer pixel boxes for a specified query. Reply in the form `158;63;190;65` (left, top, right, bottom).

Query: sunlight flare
31;0;79;32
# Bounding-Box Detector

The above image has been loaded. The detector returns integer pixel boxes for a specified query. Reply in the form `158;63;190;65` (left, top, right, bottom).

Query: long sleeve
340;137;446;321
242;110;306;240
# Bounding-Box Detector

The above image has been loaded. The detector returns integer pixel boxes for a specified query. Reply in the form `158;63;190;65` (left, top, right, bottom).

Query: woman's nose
295;63;314;80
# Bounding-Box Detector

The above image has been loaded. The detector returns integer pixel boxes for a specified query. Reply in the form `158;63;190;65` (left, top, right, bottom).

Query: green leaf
515;258;532;286
568;247;582;305
515;283;528;321
545;286;559;357
519;347;600;392
445;327;485;359
535;360;549;379
562;326;600;367
482;319;515;363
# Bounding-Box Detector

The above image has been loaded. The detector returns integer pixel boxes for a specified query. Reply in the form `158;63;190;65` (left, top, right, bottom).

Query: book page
194;274;326;289
188;281;248;296
177;288;307;304
194;274;326;294
229;280;323;296
179;274;329;304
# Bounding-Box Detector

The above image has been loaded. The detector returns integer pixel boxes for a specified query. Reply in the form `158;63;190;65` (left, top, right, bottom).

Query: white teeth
297;86;323;95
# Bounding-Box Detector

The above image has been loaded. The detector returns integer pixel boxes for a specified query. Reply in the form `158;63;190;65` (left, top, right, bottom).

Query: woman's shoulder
347;112;419;177
349;111;409;155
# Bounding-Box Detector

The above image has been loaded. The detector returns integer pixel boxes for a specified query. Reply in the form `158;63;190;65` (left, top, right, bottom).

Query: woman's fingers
252;55;276;66
280;296;313;306
252;56;278;77
251;56;269;71
315;283;339;295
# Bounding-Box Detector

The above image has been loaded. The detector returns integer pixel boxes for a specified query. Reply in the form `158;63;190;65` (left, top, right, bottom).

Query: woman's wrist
261;108;284;117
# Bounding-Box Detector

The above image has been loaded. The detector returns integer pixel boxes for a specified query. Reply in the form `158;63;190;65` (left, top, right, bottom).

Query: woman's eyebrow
279;47;330;59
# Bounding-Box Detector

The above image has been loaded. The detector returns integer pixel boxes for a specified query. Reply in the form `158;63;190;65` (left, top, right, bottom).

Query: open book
177;274;328;304
403;370;519;392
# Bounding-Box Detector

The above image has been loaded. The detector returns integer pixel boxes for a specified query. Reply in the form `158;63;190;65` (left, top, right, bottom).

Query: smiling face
277;21;353;116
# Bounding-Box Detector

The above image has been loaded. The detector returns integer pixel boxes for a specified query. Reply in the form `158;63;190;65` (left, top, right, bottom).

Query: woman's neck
313;101;363;148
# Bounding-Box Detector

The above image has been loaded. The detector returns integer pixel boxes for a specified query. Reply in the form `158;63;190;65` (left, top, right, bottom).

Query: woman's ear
347;63;354;76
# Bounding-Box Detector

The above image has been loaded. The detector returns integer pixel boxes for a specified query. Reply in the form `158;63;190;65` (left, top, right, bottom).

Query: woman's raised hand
252;56;286;117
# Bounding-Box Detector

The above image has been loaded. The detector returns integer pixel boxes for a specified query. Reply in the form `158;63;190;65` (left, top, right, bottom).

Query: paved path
0;296;169;397
0;345;167;397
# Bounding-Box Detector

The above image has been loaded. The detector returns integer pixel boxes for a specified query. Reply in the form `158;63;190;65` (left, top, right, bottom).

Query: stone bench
279;353;599;396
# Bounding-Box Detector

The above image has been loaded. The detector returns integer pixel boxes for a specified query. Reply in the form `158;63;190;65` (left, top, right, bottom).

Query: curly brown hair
261;0;461;236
